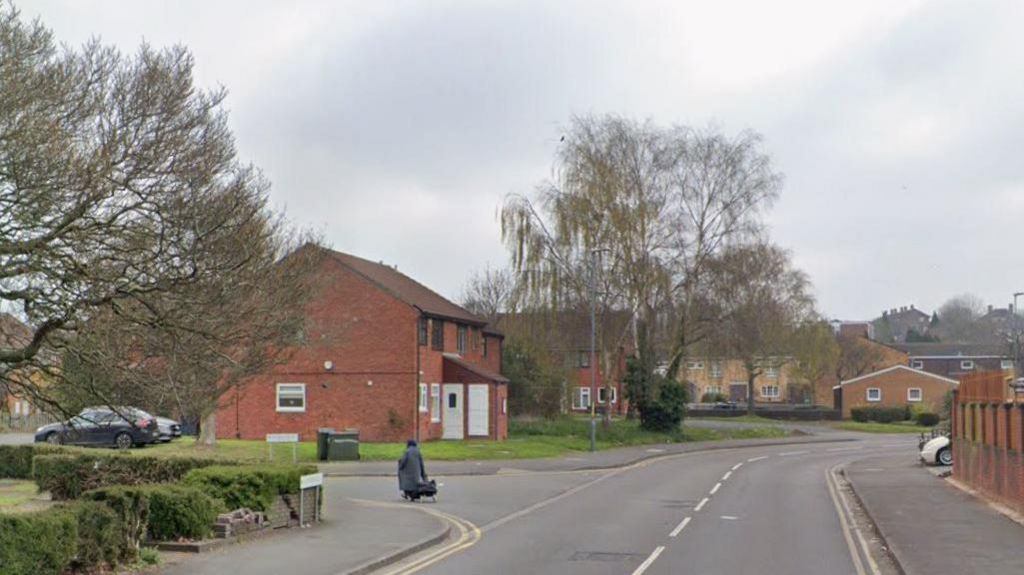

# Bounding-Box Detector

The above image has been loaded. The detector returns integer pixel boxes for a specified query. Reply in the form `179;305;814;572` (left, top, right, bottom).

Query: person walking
398;439;433;501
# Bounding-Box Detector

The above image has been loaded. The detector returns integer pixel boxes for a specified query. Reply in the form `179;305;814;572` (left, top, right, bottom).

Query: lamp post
588;247;609;452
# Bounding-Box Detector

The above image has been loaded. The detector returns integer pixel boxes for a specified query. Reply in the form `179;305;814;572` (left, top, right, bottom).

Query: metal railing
0;412;59;432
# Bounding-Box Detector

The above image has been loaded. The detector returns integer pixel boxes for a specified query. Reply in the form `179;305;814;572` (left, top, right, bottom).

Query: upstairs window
1002;359;1014;370
418;318;428;346
710;363;722;378
960;360;975;371
911;360;924;369
431;319;444;351
686;361;704;370
457;325;467;354
764;366;779;379
578;351;591;368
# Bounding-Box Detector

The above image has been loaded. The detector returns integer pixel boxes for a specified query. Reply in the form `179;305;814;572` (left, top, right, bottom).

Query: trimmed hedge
67;500;126;570
183;464;317;513
0;444;66;479
0;500;124;575
84;484;224;546
850;406;910;423
33;452;224;500
915;412;940;427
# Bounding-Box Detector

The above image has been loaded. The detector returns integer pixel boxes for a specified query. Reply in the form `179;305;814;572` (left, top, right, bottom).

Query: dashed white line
710;482;722;495
720;515;738;520
779;450;810;456
631;546;665;575
731;462;743;471
721;471;732;481
694;496;709;511
669;516;691;537
747;455;768;462
827;446;864;452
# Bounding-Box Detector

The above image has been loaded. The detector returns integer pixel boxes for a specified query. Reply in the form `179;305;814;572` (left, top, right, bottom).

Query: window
418;317;428;346
706;384;722;395
578;351;591;368
907;388;922;402
457;325;467;354
866;388;881;402
431;319;444;351
471;328;479;351
1002;359;1014;370
598;387;617;404
760;385;780;399
686;361;704;370
710;362;722;378
503;398;507;414
960;360;975;371
573;387;591;410
419;383;428;412
911;360;924;369
448;393;458;408
483;336;488;358
764;366;779;379
276;384;306;412
430;384;441;422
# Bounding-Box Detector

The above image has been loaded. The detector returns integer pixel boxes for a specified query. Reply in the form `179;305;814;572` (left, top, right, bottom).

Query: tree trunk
198;410;217;446
747;374;756;415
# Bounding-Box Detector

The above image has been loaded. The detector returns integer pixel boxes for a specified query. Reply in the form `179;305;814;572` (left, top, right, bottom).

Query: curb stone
841;466;909;575
341;519;452;575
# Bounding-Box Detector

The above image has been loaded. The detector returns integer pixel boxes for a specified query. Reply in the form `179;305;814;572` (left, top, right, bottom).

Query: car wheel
114;432;134;450
938;447;953;466
45;432;62;445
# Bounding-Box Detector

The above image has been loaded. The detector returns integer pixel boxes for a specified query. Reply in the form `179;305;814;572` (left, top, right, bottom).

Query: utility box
326;429;359;461
316;428;335;461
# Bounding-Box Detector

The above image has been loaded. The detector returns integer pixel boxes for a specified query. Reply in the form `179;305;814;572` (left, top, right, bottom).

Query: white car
920;435;952;466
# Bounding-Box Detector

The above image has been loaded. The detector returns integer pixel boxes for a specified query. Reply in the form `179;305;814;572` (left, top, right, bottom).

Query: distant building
829;319;875;340
833;365;957;419
872;305;932;343
891;342;1015;380
681;358;808;404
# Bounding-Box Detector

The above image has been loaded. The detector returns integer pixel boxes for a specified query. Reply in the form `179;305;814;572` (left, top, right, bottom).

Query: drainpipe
415;308;422;442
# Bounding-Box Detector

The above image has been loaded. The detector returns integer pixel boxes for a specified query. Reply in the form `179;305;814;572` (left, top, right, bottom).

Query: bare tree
835;334;888;381
934;293;986;342
460;266;519;323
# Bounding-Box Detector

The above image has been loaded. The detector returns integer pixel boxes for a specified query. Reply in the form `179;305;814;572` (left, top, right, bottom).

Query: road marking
747;456;768;462
694;497;709;511
827;446;864;452
669;516;691;537
710;482;722;495
731;462;743;471
720;515;738;520
630;546;665;575
646;448;666;453
824;467;882;575
721;471;732;481
779;450;809;456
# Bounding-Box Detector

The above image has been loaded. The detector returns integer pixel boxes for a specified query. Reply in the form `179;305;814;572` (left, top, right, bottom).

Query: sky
23;0;1024;320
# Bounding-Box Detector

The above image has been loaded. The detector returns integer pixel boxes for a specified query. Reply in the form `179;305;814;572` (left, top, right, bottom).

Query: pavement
0;433;32;445
846;454;1024;575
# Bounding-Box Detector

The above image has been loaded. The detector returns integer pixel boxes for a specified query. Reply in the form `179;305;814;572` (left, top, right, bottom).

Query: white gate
442;384;464;440
468;384;489;437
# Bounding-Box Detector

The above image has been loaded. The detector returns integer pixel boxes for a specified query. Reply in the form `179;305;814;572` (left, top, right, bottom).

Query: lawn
688;414;783;425
138;417;790;463
0;480;44;513
831;420;932;434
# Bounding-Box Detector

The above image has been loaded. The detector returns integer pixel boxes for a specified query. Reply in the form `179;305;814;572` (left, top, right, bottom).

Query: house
493;310;633;416
681;358;807;404
217;245;508;443
829;320;875;340
832;365;957;419
872;305;932;343
0;313;42;418
891;342;1015;380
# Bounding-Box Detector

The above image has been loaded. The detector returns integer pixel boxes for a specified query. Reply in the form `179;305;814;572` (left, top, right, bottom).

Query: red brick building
832;365;957;419
217;246;507;442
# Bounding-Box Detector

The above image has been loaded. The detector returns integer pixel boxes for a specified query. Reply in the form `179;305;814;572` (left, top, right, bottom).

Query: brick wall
836;367;954;418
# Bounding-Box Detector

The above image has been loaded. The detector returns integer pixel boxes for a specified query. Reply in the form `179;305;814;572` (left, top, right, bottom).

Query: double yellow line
825;465;881;575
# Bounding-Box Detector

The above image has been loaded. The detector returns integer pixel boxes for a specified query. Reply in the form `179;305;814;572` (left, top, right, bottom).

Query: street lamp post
589;248;598;452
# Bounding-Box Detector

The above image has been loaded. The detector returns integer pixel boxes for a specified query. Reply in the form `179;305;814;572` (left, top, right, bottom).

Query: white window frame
419;383;428;412
710;363;722;378
911;360;924;369
907;388;922;402
1002;359;1014;370
706;384;722;395
760;385;779;399
597;387;618;404
866;387;881;402
686;361;704;370
276;383;306;413
764;365;779;379
573;387;591;410
960;360;975;371
430;384;441;422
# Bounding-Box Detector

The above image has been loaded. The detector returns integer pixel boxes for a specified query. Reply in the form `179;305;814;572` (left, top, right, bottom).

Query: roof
442;353;509;383
891;342;1010;358
316;246;487;326
833;365;960;389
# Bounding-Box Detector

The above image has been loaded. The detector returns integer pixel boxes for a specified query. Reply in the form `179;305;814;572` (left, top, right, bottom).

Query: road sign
266;433;299;443
300;472;324;489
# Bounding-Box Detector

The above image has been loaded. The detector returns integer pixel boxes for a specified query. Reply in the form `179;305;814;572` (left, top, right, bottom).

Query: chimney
988;304;994;314
910;304;915;310
1011;303;1016;314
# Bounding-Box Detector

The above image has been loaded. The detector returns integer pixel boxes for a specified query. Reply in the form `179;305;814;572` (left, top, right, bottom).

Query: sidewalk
157;497;448;575
846;454;1024;575
319;433;859;476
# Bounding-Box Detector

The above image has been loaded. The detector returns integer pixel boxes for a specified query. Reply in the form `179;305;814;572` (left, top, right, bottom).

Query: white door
468;385;489;437
442;384;464;440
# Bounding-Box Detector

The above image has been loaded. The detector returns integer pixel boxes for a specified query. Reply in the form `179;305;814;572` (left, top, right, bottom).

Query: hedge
850;406;910;423
0;500;124;575
183;464;317;514
915;412;940;427
33;452;225;500
0;444;66;479
84;484;224;547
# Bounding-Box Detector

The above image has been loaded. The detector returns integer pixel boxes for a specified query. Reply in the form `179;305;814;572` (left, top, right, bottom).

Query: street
333;435;915;575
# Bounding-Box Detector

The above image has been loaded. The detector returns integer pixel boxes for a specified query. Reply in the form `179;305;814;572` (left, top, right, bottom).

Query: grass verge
0;479;42;512
832;420;930;434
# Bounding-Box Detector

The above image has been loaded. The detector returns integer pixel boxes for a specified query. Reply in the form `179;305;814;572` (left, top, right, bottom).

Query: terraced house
680;358;811;404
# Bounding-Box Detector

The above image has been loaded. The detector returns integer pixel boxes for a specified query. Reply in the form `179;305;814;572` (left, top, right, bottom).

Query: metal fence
0;411;59;432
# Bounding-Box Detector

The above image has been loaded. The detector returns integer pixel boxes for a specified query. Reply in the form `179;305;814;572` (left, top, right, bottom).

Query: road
333;434;916;575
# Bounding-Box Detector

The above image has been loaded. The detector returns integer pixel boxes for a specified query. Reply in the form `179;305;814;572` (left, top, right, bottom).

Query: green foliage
0;444;66;479
139;547;161;565
66;500;126;570
849;406;910;424
84;484;223;545
915;412;940;427
81;486;149;560
182;465;315;514
701;392;728;403
0;506;78;575
640;381;687;432
33;452;224;500
503;337;563;418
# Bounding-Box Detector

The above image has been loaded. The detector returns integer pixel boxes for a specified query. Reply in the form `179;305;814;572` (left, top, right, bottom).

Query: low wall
686;408;840;421
951;398;1024;516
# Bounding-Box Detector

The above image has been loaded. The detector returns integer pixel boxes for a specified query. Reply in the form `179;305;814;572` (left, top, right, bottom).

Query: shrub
66;500;126;570
84;484;223;545
850;408;869;423
183;465;316;514
33;452;225;500
0;506;78;575
700;392;728;403
849;406;910;423
915;412;940;427
640;382;687;433
0;444;66;479
81;485;149;560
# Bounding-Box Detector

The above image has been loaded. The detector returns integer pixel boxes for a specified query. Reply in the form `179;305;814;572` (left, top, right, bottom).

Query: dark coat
398;445;428;492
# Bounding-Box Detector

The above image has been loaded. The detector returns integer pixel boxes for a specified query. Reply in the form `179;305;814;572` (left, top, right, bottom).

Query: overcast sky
25;0;1024;320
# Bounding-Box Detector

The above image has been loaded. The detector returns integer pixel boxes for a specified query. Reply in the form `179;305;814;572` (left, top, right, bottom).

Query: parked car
156;416;182;442
34;407;160;449
920;434;952;466
713;400;739;410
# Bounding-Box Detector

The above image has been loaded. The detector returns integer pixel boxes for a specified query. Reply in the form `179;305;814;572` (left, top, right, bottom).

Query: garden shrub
915;412;940;427
639;382;687;433
0;506;77;575
33;452;225;500
183;464;316;513
66;500;125;570
849;406;911;424
850;408;869;422
84;484;223;545
0;444;66;479
700;392;728;403
81;485;149;560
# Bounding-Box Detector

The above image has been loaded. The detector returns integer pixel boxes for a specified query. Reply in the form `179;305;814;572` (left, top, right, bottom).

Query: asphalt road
334;435;918;575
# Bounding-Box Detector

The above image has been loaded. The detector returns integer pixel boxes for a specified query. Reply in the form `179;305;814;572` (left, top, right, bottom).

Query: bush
183;465;316;514
84;484;223;545
66;500;126;570
0;506;78;575
850;408;869;422
33;452;224;500
700;392;728;403
849;406;911;423
639;382;687;433
915;412;940;427
0;444;66;479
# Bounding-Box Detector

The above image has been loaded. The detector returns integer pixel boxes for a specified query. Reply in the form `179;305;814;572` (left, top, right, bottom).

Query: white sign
300;472;324;490
266;433;300;443
1012;378;1024;393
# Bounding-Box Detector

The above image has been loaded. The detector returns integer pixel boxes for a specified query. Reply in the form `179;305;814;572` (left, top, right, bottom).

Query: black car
34;407;160;449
